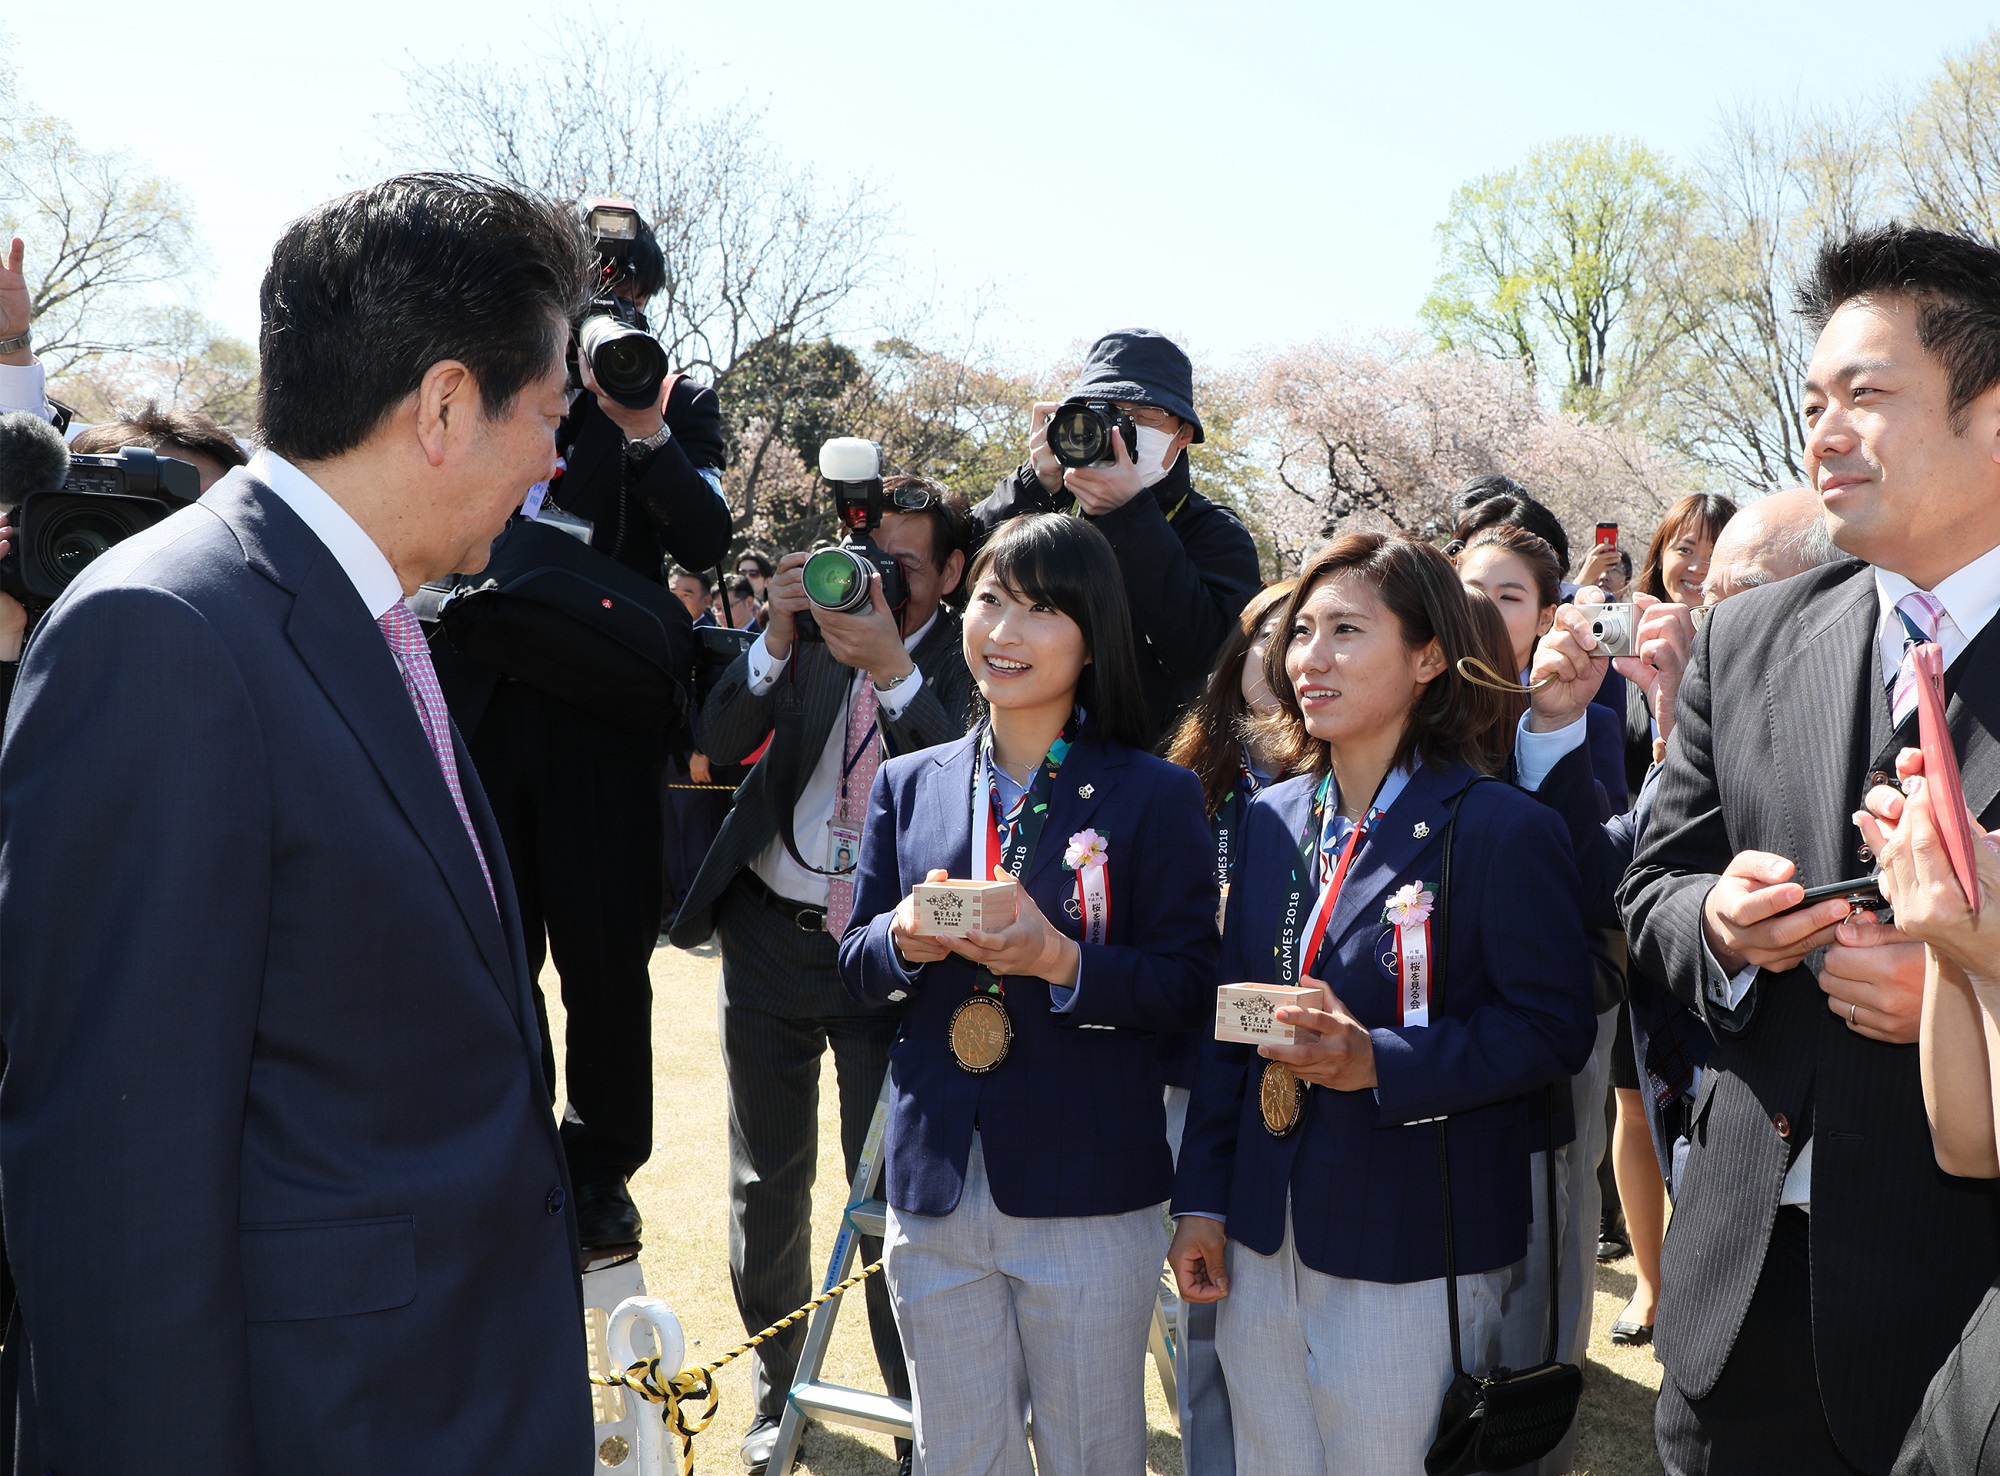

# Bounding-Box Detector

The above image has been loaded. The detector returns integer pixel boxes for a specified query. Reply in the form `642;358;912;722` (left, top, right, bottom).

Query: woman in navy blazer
1168;533;1596;1476
839;512;1218;1476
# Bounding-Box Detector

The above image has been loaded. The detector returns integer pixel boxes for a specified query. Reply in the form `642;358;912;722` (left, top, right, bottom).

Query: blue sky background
6;2;1996;371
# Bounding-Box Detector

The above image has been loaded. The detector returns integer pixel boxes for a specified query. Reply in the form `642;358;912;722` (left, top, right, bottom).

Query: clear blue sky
6;1;1995;372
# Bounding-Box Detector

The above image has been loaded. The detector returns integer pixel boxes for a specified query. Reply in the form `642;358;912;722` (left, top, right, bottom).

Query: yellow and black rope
592;1260;882;1475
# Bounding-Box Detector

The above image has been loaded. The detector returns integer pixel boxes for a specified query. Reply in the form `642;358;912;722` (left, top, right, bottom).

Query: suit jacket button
1858;844;1874;863
1773;1113;1791;1139
547;1187;567;1215
1868;770;1891;789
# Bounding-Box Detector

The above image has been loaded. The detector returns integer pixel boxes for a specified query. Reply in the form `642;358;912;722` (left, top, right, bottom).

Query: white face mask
1133;424;1179;488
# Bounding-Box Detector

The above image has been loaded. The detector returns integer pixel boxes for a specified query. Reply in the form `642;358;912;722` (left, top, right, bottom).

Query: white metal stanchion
603;1295;686;1476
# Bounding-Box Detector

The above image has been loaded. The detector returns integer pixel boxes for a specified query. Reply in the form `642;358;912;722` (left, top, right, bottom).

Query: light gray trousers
1214;1209;1516;1476
884;1136;1167;1476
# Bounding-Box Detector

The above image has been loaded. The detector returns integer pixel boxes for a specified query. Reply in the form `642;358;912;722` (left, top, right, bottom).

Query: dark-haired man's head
1451;488;1572;577
668;565;710;620
877;476;971;624
1454;473;1531;513
69;403;247;493
1800;223;2000;587
258;173;590;591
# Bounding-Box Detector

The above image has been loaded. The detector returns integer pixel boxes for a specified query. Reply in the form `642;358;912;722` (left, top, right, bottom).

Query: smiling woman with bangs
837;512;1219;1475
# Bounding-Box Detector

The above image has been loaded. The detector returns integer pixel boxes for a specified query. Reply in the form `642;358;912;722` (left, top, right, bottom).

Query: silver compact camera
1587;603;1637;658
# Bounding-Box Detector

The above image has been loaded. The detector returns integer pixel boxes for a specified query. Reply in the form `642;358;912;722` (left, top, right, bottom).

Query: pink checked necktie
824;678;883;937
1890;591;1948;728
377;601;496;909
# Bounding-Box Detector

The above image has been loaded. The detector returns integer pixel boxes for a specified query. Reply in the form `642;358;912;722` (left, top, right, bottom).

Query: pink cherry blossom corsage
1383;882;1435;928
1063;828;1109;870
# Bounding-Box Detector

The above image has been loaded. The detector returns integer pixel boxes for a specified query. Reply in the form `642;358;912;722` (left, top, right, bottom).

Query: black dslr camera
1046;398;1138;468
573;198;669;411
0;422;198;612
798;438;906;639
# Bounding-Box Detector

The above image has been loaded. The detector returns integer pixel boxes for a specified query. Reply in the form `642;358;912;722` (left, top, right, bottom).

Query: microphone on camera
0;411;70;509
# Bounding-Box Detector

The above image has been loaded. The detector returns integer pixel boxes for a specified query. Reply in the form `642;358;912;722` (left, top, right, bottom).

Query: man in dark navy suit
0;175;595;1474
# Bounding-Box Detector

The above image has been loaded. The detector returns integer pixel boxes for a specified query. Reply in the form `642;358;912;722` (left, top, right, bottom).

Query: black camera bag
436;515;692;738
1423;780;1583;1476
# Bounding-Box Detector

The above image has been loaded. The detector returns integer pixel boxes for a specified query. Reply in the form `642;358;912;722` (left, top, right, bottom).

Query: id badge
827;820;863;876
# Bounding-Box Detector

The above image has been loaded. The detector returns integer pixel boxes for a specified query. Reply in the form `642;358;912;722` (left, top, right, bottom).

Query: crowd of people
0;175;1999;1476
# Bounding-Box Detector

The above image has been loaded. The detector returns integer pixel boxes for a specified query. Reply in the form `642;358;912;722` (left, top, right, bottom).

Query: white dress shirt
250;449;405;619
745;610;937;906
0;358;64;433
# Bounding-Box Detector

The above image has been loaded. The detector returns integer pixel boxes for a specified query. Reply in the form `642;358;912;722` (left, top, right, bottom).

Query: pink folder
1912;641;1981;917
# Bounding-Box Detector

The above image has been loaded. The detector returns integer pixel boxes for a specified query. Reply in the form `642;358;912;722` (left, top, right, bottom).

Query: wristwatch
874;666;915;694
624;424;672;459
0;330;30;356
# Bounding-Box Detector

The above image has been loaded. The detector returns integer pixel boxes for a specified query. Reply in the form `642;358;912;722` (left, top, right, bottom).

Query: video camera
0;412;199;613
573;198;669;411
798;438;906;638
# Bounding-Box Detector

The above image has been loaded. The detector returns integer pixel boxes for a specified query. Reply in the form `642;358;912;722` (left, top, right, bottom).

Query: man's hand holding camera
761;550;914;689
1026;400;1151;516
1527;595;1694;741
577;351;666;443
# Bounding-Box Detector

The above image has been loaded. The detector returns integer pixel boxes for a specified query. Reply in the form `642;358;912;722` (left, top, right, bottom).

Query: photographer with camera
451;199;730;1254
971;328;1259;745
666;452;971;1476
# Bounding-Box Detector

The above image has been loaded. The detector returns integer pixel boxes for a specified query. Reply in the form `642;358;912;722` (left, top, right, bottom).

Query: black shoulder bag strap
1424;778;1581;1476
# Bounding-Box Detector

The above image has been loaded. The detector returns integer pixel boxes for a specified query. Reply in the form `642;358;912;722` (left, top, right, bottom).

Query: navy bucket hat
1064;329;1205;444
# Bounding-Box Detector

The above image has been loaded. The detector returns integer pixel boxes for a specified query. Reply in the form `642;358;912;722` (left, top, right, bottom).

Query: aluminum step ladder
767;1073;1180;1474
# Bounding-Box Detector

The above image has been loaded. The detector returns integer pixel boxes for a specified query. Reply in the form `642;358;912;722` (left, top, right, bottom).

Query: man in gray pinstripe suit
1621;226;2000;1475
668;480;973;1474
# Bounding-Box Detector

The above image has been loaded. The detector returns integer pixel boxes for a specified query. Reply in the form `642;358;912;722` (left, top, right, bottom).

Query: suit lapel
1769;573;1881;886
456;729;536;1035
920;735;979;878
286;553;515;999
1023;740;1128;891
1324;762;1470;952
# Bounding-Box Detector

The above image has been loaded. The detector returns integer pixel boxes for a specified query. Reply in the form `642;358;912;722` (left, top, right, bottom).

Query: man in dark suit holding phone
0;176;594;1474
1621;225;2000;1475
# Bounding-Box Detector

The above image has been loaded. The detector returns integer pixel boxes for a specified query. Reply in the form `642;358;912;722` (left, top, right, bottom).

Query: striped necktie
377;601;496;909
1889;591;1948;729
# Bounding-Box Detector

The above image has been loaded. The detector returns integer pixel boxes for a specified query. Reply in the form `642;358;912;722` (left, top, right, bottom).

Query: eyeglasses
886;485;944;512
1120;404;1182;431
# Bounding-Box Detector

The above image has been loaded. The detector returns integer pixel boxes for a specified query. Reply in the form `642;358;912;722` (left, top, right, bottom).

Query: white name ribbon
1074;862;1109;946
1396;917;1432;1027
1383;882;1437;1028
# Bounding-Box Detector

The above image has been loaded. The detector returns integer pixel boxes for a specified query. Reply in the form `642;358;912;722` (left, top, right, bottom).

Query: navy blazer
839;731;1219;1218
1173;761;1596;1284
0;474;589;1474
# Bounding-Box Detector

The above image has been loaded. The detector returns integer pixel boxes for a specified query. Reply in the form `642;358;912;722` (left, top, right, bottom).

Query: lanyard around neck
1273;774;1376;984
972;725;1073;881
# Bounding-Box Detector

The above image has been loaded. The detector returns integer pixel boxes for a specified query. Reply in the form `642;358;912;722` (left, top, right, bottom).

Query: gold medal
1260;1061;1306;1137
949;994;1013;1074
